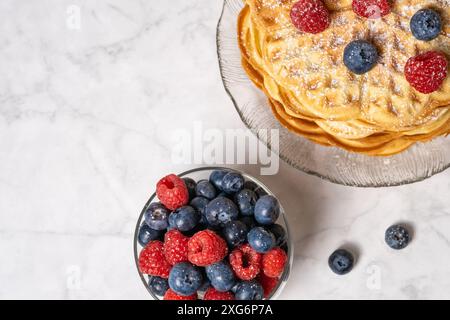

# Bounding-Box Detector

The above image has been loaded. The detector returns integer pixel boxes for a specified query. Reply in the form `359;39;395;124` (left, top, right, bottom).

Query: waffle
238;0;450;156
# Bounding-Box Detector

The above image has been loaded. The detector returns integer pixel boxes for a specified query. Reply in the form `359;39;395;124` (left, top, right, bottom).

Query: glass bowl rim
215;0;449;188
133;166;294;300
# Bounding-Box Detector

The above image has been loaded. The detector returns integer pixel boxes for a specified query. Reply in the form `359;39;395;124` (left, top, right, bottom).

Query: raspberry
258;273;279;298
352;0;390;19
290;0;330;34
164;229;189;265
262;247;287;278
156;174;189;210
138;241;172;278
405;51;448;94
203;287;235;300
187;230;228;266
163;289;197;300
229;243;262;280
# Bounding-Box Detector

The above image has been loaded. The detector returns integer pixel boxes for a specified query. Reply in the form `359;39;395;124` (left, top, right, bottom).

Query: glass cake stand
216;0;449;187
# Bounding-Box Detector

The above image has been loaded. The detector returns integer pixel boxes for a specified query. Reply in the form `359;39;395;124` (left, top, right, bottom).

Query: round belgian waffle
238;0;450;156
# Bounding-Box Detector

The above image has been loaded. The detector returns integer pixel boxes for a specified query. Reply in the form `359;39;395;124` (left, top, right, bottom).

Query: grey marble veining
0;0;449;299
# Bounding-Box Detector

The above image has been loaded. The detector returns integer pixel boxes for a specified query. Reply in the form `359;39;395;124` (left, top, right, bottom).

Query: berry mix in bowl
134;167;292;300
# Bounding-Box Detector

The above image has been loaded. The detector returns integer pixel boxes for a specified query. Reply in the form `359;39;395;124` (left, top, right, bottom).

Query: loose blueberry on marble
148;276;169;296
254;195;280;225
234;280;264;300
385;225;410;250
268;224;287;247
209;169;230;191
144;202;170;231
235;189;258;216
183;177;197;200
221;172;245;194
168;262;203;296
328;249;354;275
410;9;442;41
195;180;217;200
138;223;161;247
343;40;378;74
247;227;275;253
205;261;236;292
223;220;249;247
168;206;200;232
204;196;239;227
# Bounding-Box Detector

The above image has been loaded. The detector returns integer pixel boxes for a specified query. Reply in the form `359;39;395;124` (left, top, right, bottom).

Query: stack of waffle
238;0;450;155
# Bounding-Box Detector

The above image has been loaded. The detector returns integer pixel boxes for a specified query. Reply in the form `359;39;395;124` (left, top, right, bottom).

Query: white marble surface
0;0;449;300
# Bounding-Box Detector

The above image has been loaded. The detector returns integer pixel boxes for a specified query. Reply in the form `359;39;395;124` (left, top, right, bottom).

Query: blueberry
217;192;233;199
243;180;267;198
255;187;268;198
196;268;211;293
385;225;410;250
198;277;211;293
343;40;378;74
205;261;236;292
168;262;203;296
198;220;207;230
206;223;222;232
247;227;275;253
221;172;245;194
190;196;209;215
410;9;442;41
148;276;169;296
168;206;200;232
183;177;197;200
144;202;170;231
223;221;248;247
198;268;211;292
204;196;239;227
234;281;264;300
243;180;258;191
195;180;217;200
254;195;280;225
241;216;257;230
268;224;287;247
235;189;258;216
328;249;354;275
209;170;230;191
182;223;207;237
138;223;161;247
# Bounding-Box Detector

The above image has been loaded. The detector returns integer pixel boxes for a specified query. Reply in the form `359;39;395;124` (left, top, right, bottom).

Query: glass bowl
216;0;450;187
134;167;293;300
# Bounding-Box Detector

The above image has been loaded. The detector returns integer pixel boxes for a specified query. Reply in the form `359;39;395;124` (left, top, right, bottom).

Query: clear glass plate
216;0;449;187
134;167;293;300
